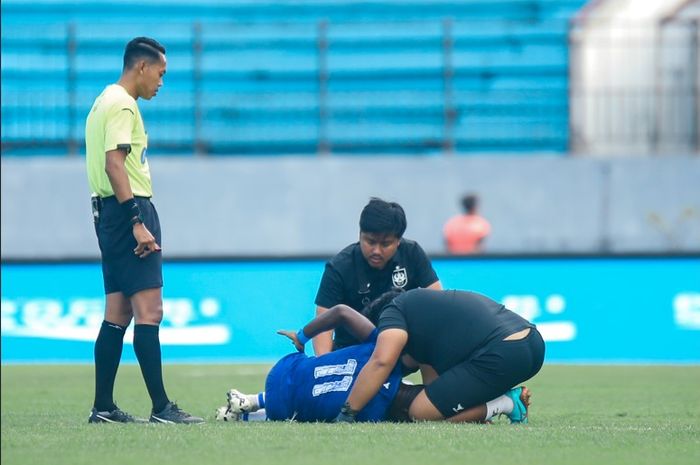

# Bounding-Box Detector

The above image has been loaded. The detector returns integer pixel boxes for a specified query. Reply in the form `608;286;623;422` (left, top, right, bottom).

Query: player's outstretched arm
278;304;375;350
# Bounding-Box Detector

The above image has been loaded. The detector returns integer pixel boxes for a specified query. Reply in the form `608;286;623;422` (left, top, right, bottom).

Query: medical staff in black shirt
313;198;442;355
337;288;545;423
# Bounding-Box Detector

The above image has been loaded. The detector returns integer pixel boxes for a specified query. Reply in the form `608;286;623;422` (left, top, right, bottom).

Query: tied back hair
362;288;405;324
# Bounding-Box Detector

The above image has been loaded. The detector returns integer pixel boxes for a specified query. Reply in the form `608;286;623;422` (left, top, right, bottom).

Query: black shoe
88;407;147;424
150;402;205;424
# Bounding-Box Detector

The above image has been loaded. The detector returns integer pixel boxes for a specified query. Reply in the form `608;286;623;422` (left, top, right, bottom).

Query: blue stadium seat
1;0;587;155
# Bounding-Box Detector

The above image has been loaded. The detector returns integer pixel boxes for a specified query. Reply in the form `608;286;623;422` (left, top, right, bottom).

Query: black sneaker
150;402;205;424
88;407;147;424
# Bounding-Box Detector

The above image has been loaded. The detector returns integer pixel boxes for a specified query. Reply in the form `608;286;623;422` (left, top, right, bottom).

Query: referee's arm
105;148;134;202
105;148;160;258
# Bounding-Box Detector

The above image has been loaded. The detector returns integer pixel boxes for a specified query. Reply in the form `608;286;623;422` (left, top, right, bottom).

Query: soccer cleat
505;386;530;424
215;405;241;422
227;389;253;413
149;401;205;424
216;405;252;421
88;406;147;424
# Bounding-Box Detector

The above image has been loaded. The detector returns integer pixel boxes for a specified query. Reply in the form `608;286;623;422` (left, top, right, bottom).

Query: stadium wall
2;154;699;259
2;257;699;364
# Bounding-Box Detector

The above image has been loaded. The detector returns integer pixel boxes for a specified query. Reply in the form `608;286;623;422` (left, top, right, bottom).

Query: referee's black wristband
120;198;143;225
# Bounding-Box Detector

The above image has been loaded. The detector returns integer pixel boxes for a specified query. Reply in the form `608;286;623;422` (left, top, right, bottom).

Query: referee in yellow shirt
85;37;202;424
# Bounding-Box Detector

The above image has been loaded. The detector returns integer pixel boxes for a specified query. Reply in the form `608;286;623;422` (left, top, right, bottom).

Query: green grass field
2;364;699;465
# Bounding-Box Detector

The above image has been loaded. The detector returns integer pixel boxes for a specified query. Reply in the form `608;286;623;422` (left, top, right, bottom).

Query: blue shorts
93;196;163;297
264;352;303;421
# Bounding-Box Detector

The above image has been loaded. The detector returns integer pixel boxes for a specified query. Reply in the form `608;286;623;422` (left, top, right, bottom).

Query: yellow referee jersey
85;84;153;198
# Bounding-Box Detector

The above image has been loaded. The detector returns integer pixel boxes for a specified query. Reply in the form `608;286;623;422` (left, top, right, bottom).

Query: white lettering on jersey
313;359;357;378
312;375;353;397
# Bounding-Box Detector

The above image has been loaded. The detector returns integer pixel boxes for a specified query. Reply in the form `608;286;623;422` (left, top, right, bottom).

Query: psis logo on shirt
392;267;407;288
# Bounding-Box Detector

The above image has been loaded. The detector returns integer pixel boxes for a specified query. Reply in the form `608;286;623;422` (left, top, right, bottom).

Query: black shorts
93;196;163;297
425;327;545;418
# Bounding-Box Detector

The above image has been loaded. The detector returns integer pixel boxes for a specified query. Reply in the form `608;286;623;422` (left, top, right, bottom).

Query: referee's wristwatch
130;212;144;226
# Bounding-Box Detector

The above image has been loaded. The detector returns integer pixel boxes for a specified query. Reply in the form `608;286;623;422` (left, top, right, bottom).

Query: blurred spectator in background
312;197;442;356
443;193;491;254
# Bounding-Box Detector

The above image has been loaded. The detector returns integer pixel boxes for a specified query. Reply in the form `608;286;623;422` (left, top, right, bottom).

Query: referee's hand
132;224;161;258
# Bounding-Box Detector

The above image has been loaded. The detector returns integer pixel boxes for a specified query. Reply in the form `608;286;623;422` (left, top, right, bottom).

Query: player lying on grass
216;296;530;423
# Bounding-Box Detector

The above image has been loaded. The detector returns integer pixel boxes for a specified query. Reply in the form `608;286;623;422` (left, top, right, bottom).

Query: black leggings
425;327;545;418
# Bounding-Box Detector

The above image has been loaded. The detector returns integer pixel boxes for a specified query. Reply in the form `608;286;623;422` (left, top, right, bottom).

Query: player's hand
333;402;358;423
132;223;161;258
333;411;356;423
276;330;304;352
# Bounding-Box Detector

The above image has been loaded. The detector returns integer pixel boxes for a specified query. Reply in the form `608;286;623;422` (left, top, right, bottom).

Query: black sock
93;320;127;411
133;324;169;413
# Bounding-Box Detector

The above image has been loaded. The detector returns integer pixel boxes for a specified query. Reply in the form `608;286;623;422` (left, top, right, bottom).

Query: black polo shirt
314;238;439;349
377;288;533;374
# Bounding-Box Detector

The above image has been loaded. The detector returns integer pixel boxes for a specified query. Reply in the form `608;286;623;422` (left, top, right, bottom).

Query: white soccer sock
241;409;268;421
484;395;514;421
246;392;265;411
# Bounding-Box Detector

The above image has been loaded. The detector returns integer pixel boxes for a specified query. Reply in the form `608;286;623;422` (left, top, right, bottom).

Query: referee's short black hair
123;37;166;70
359;197;407;238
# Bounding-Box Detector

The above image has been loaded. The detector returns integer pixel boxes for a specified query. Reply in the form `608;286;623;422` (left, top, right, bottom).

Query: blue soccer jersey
265;336;402;422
